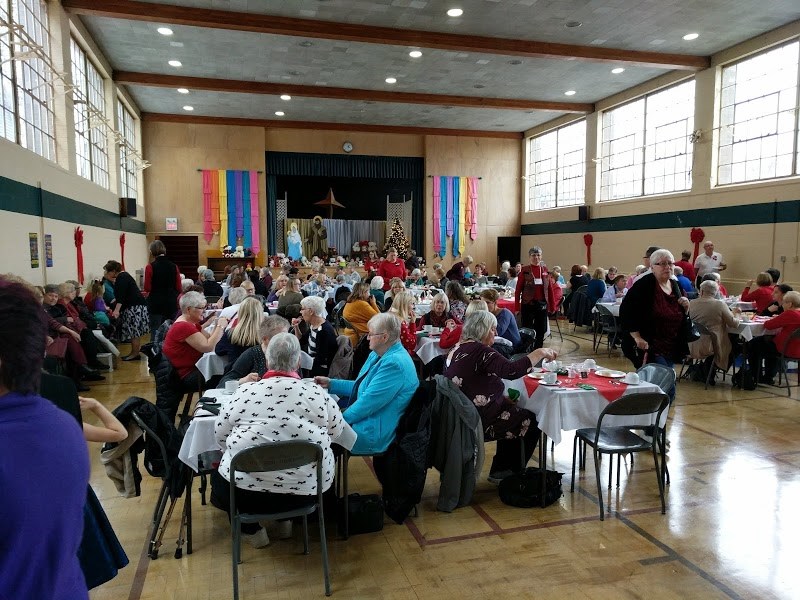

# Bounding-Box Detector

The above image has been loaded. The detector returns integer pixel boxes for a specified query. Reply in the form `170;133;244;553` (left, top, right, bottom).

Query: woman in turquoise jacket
315;312;418;454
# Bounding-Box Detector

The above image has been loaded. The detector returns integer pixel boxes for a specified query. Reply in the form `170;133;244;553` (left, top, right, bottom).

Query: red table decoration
583;233;593;265
523;372;628;402
120;233;126;271
690;227;705;262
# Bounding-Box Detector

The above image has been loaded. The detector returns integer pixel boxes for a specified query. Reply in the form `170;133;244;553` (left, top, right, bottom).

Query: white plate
527;372;546;380
539;380;561;386
622;380;640;385
596;370;626;378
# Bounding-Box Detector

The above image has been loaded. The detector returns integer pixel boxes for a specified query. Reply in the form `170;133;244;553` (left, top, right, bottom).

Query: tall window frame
599;79;695;201
117;99;137;200
716;39;800;186
0;0;56;161
71;37;109;189
526;119;586;211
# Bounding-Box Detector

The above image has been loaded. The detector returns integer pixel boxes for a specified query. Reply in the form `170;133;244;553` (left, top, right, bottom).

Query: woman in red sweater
377;248;407;291
750;290;800;385
439;299;488;349
741;272;775;313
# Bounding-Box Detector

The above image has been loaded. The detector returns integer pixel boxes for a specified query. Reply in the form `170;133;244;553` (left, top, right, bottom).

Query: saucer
539;380;561;386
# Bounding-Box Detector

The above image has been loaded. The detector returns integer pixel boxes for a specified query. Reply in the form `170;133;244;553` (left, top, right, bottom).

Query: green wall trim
0;174;146;235
521;200;800;236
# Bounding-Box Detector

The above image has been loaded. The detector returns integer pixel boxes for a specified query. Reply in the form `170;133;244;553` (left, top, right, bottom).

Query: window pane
117;100;138;199
718;40;800;185
526;120;585;211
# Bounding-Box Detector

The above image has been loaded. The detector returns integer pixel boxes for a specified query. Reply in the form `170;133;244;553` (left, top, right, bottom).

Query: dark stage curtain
265;152;424;253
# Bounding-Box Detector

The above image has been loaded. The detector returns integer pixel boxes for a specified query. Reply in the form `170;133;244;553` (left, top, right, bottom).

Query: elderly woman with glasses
515;246;553;349
315;313;418;455
444;311;557;482
162;291;229;390
292;295;337;376
620;248;690;370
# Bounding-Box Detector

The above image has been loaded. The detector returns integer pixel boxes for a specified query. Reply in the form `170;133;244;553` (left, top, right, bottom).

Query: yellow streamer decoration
218;170;229;248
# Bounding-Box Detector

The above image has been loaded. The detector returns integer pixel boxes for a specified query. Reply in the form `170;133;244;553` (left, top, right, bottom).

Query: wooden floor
86;323;800;600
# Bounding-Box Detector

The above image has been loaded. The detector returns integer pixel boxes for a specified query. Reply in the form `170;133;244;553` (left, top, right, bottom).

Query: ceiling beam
141;113;524;140
116;71;593;113
63;0;710;71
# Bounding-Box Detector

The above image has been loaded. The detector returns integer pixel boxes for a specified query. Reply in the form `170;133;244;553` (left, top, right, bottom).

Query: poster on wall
166;217;178;231
45;234;53;267
29;233;39;268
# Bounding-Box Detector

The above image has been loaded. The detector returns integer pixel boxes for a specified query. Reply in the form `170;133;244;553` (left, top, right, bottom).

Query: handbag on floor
498;468;563;508
338;493;384;535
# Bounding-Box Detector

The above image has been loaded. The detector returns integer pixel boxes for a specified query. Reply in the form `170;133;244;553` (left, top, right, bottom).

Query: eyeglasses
367;331;387;339
653;261;675;267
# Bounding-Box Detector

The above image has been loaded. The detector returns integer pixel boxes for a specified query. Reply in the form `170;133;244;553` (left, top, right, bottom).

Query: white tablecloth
725;300;756;311
505;374;664;446
415;335;448;364
594;302;621;317
196;350;314;380
728;320;774;341
178;388;356;472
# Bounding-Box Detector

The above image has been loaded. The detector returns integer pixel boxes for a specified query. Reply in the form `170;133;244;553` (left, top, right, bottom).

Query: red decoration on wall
74;227;84;284
119;233;126;271
583;233;594;265
690;227;705;262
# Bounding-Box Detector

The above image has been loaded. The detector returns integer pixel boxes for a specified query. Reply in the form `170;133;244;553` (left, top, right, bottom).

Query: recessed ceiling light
157;27;173;36
280;94;291;101
446;8;463;17
565;21;582;28
299;41;314;47
385;77;397;84
611;67;625;74
409;50;422;58
683;33;699;41
508;59;522;65
473;84;485;89
275;111;285;117
182;105;193;111
177;88;189;94
168;60;182;67
564;90;576;96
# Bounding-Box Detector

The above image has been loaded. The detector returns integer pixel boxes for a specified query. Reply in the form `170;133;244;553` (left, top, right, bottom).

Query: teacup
583;359;597;371
224;380;238;395
424;324;433;332
623;372;640;385
741;314;751;322
543;371;558;385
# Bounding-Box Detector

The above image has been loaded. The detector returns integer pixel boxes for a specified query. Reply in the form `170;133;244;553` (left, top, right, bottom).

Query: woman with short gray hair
314;311;416;454
265;331;302;373
217;315;291;387
293;295;337;376
444;311;557;482
201;268;224;299
688;279;741;380
515;245;552;348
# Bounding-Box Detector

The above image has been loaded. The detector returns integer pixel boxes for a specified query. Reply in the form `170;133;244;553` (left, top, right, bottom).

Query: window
117;100;137;199
717;40;800;185
600;80;695;201
71;38;109;189
0;0;56;160
527;120;586;210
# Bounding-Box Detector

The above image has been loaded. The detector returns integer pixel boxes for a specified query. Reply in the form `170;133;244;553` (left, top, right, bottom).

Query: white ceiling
72;0;800;134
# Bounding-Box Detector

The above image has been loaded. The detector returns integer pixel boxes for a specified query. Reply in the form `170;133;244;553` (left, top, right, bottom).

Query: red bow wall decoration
583;233;594;265
690;227;705;262
74;227;84;284
119;233;126;271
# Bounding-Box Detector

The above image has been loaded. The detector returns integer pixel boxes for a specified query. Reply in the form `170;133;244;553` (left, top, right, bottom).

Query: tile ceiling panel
81;16;668;105
127;85;559;131
130;0;800;55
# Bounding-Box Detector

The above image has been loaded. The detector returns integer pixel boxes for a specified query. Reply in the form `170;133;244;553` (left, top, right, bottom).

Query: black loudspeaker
578;206;590;221
119;198;137;218
497;236;522;265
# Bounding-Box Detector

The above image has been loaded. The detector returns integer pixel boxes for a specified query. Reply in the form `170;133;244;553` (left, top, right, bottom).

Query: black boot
79;364;105;381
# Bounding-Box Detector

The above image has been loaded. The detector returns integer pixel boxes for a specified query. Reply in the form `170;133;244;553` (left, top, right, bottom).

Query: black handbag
498;468;563;508
683;314;701;342
338;493;384;535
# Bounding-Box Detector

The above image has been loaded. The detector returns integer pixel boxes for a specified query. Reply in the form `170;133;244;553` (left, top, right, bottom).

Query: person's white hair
260;314;290;341
300;295;327;318
411;268;421;278
431;292;449;312
202;269;215;281
179;291;206;311
460;310;497;343
501;261;511;271
227;286;247;306
370;276;384;290
673;265;684;276
699;280;719;297
368;312;400;344
266;332;301;373
197;265;207;275
649;248;675;266
635;264;647;275
181;278;194;292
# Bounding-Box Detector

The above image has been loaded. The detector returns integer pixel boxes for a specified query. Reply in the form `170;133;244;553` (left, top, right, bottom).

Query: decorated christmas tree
385;218;411;256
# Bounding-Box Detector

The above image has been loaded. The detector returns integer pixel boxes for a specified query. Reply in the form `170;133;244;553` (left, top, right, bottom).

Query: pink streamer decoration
202;170;213;243
249;171;260;255
467;176;479;240
445;176;454;237
432;177;441;254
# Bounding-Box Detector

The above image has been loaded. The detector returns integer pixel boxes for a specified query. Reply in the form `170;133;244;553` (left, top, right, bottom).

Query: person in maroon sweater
445;255;473;283
514;246;552;349
377;247;407;291
675;250;697;284
741;272;775;314
750;291;800;385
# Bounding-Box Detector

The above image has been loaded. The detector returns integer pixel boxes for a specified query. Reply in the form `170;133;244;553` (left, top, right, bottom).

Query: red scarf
261;370;301;380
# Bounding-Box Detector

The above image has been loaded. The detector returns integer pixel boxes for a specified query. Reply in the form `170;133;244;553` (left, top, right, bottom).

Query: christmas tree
384;218;411;256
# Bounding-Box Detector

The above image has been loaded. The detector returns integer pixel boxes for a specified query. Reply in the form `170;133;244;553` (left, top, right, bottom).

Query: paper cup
224;380;238;394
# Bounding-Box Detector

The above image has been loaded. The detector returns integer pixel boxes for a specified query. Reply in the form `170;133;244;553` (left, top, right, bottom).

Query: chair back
592;392;668;444
230;440;322;476
131;410;171;480
692;320;719;358
780;327;800;359
637;363;677;397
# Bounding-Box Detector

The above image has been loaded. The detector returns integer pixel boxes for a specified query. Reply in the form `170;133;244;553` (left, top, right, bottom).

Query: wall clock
342;141;353;153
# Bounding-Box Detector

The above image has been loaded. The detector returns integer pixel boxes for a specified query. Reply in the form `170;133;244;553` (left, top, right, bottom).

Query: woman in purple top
0;278;90;600
443;311;557;482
